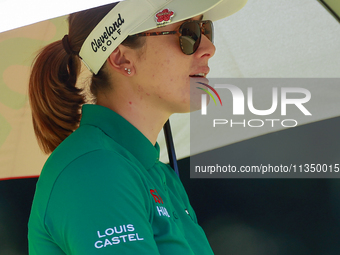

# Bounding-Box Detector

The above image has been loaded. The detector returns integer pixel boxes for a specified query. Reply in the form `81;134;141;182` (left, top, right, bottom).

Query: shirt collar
79;104;160;169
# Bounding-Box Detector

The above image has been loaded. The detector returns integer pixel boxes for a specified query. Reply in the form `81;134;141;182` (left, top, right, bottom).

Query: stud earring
125;68;131;75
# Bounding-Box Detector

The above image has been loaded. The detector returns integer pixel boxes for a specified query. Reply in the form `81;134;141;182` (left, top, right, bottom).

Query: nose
195;33;216;59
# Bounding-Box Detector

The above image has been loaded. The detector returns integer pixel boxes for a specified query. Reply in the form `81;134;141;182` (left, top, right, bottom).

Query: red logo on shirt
150;189;163;204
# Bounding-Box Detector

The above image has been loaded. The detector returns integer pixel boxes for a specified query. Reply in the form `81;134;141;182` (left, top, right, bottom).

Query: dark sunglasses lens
180;21;214;55
204;21;213;43
180;22;201;55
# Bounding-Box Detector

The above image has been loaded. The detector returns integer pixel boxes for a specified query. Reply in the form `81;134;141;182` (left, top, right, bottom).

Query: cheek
142;40;191;91
150;58;187;85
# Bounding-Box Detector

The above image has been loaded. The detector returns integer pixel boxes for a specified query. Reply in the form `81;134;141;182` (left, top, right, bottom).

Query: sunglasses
130;20;214;55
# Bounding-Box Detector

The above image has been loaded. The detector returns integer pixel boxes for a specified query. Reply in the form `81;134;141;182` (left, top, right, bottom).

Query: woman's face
132;15;216;114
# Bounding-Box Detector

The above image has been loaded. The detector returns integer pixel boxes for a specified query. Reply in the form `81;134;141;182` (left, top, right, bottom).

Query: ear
107;45;134;76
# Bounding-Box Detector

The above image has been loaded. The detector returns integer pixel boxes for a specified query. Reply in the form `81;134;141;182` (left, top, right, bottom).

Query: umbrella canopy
0;0;124;33
319;0;340;22
1;0;340;180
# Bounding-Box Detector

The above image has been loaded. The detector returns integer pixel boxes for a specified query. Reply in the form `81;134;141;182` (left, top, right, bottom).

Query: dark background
1;117;340;255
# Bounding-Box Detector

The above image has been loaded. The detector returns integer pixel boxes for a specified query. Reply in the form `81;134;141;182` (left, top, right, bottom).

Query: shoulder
33;137;151;224
31;149;157;254
56;149;146;188
40;148;148;200
40;149;152;229
40;123;145;185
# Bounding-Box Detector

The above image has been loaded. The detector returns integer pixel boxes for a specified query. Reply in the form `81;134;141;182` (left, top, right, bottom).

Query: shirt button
173;211;179;219
163;182;167;191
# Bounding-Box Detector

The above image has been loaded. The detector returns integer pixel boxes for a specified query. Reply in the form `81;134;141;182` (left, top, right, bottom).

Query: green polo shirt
28;104;214;255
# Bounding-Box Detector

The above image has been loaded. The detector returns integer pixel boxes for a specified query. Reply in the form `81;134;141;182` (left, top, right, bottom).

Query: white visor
79;0;247;74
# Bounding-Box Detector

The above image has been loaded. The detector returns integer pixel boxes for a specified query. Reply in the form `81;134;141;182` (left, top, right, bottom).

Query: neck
96;83;171;145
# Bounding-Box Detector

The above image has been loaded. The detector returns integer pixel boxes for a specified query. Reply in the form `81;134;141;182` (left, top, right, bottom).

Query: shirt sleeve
44;150;160;255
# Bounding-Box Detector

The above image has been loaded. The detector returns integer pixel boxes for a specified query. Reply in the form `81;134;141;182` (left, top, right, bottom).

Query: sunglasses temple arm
163;120;180;177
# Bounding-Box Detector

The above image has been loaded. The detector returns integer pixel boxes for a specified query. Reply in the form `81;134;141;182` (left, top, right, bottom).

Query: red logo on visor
155;9;175;26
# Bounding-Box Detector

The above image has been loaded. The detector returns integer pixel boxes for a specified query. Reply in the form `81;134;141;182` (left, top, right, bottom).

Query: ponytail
29;2;145;154
29;40;84;154
29;3;120;154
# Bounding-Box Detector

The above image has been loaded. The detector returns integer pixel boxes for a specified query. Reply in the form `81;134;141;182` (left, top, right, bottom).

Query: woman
28;0;246;254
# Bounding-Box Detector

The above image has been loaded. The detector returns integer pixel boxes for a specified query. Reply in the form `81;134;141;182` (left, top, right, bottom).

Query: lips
189;67;210;78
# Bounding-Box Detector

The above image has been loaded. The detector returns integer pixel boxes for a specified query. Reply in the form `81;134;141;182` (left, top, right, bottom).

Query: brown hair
29;3;144;154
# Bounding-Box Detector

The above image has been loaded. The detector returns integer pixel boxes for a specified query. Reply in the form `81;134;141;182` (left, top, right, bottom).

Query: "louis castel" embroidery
91;13;125;53
94;224;144;249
